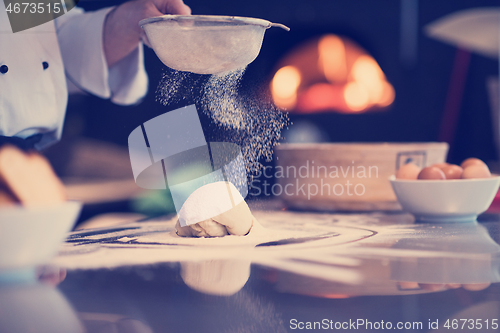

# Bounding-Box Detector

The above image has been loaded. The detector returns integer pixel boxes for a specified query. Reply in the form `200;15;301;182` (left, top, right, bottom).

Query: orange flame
271;34;395;114
271;65;301;109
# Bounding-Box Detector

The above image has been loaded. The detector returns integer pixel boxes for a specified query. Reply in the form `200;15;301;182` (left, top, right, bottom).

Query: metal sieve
139;15;290;74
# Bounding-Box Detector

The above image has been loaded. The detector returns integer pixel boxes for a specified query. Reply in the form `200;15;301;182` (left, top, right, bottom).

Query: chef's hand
103;0;191;68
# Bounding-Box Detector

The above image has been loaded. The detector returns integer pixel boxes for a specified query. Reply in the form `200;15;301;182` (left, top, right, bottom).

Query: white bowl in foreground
389;176;500;222
0;202;81;271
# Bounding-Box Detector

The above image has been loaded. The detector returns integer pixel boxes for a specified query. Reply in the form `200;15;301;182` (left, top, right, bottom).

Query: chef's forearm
103;2;142;68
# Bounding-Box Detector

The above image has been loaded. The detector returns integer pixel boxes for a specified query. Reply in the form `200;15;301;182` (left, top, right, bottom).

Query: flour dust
156;68;290;176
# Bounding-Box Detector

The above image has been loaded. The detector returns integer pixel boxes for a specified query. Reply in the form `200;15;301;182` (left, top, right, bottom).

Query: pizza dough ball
212;200;254;236
175;219;229;237
175;202;254;237
175;181;254;237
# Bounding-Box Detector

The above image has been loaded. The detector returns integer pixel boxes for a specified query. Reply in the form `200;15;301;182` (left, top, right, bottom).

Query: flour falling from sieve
201;69;247;129
156;68;290;175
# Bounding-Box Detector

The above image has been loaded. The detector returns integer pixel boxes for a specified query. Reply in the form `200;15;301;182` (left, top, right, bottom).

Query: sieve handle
269;22;290;31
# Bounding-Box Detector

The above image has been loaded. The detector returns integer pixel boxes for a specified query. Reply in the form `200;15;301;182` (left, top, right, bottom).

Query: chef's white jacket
0;2;148;149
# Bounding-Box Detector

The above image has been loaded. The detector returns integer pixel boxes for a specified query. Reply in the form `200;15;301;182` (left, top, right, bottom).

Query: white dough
176;181;254;237
175;219;229;237
212;201;253;236
177;181;245;227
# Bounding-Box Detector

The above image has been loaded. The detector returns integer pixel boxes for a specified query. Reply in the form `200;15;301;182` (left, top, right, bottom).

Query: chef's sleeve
54;7;148;105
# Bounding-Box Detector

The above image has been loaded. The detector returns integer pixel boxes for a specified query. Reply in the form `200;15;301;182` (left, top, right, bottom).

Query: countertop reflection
3;210;500;333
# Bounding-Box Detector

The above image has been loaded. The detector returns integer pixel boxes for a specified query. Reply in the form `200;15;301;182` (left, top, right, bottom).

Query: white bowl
389;176;500;222
0;202;81;271
0;284;82;333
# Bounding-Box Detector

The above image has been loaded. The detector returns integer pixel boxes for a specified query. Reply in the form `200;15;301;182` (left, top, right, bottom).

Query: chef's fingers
153;0;191;15
140;1;164;20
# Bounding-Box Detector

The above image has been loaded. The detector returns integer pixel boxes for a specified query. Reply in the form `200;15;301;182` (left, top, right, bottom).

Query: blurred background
45;0;500;223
